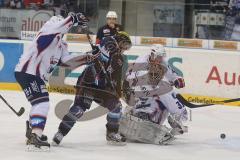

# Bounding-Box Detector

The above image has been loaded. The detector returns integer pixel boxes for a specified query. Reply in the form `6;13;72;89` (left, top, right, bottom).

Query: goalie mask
114;31;132;52
147;44;167;86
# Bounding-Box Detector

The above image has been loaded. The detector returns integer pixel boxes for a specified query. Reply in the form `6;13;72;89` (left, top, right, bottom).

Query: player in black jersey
96;11;122;44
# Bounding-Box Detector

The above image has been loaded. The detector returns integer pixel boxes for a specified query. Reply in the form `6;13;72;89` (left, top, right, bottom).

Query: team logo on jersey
31;117;45;126
103;29;110;33
24;87;32;98
30;81;40;93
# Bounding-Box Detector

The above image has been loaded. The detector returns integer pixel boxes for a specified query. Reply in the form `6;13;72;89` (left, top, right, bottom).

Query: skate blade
107;141;127;146
51;141;60;146
26;145;50;152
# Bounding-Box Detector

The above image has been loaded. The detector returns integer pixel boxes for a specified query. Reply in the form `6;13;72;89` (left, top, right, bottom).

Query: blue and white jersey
15;16;75;81
126;52;180;95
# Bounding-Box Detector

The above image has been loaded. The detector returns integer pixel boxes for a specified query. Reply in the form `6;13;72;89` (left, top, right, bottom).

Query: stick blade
17;107;25;116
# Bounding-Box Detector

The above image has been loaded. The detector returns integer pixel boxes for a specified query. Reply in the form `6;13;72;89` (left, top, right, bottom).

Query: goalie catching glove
173;77;185;89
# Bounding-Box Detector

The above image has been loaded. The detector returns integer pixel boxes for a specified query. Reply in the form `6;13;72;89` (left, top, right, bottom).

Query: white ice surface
0;90;240;160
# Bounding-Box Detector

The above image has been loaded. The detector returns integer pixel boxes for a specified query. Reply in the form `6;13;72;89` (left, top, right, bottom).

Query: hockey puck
220;133;226;139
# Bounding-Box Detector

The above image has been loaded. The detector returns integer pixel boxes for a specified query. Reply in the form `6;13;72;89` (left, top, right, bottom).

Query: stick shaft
176;94;240;108
85;30;117;90
0;94;19;114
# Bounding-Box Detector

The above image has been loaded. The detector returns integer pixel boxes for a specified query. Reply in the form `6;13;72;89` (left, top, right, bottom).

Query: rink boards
0;39;240;106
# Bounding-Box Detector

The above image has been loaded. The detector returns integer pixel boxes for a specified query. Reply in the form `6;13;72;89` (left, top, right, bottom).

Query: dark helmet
114;31;132;51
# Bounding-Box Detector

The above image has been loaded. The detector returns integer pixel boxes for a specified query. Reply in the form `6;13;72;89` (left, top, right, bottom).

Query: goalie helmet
149;44;166;64
148;44;167;86
114;31;132;51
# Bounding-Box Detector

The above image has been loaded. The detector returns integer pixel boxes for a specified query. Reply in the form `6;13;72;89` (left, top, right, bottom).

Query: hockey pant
15;72;49;130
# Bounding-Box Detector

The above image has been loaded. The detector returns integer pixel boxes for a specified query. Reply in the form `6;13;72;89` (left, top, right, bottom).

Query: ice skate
52;131;64;146
26;133;50;152
106;132;127;146
26;121;48;142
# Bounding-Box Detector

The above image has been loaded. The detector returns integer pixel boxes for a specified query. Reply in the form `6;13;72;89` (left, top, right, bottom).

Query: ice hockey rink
0;90;240;160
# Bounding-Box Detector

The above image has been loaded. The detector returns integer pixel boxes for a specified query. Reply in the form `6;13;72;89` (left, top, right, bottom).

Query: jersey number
172;93;185;109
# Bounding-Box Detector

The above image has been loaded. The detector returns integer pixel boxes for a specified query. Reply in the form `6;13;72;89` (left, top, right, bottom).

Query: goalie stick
0;94;25;116
176;94;240;108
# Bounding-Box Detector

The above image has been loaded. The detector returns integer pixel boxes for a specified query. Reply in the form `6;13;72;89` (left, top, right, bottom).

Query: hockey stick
85;27;94;49
0;94;25;116
85;28;117;91
176;94;240;108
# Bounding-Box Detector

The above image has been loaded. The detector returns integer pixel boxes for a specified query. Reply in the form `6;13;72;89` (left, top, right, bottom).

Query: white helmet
106;11;118;19
49;15;64;23
150;44;166;59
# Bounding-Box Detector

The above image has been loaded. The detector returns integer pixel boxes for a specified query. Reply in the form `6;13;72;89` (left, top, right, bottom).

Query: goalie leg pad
168;114;188;135
119;114;175;145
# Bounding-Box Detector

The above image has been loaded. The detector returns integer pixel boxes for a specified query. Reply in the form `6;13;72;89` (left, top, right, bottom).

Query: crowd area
0;0;76;15
0;0;96;20
0;0;239;39
0;0;53;9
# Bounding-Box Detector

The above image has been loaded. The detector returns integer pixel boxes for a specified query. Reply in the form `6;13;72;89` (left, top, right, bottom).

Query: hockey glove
92;45;100;55
69;12;89;28
173;77;185;89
